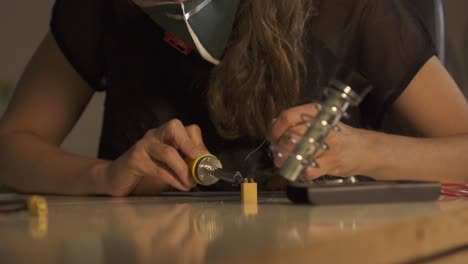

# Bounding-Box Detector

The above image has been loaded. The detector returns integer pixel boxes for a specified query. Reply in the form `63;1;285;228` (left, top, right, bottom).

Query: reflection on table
0;194;459;264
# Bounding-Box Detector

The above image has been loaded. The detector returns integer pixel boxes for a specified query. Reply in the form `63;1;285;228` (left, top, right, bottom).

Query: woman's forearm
363;130;468;183
0;131;109;195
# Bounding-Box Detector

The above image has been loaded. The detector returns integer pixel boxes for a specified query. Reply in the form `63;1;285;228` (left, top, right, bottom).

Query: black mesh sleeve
50;0;107;91
357;0;437;128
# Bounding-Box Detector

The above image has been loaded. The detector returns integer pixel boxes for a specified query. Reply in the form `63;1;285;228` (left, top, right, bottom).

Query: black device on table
286;179;441;205
0;193;27;213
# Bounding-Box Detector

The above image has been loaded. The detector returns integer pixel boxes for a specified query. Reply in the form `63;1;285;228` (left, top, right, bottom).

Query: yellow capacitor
241;178;258;204
28;195;48;217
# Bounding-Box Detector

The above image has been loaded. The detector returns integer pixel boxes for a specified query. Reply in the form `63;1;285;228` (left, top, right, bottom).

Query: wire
441;183;468;197
243;140;267;164
241;140;267;173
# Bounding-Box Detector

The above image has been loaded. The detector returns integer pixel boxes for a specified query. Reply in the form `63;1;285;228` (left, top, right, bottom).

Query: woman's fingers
304;166;327;180
272;125;307;167
271;109;348;180
185;124;209;154
272;122;331;167
106;119;213;195
116;120;213;194
134;120;213;193
269;103;321;143
145;142;196;189
148;119;204;160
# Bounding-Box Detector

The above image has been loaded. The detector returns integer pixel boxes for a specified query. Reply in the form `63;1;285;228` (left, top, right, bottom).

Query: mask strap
181;2;220;64
184;0;213;20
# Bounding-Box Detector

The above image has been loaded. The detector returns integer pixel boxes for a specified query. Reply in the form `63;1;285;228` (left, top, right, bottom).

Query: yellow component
241;181;258;204
28;195;48;217
29;216;48;240
189;153;217;186
242;203;258;216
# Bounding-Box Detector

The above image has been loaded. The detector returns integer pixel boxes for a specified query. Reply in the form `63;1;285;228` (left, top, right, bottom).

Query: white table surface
1;193;468;264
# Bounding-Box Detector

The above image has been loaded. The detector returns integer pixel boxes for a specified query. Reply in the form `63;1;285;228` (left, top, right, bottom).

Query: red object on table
441;183;468;197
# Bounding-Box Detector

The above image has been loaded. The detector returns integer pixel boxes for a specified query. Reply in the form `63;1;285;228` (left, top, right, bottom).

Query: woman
0;0;467;196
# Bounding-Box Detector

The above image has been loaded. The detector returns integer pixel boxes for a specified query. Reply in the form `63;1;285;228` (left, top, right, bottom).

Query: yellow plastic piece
29;216;48;240
241;181;258;204
243;203;258;216
28;195;48;217
188;153;217;186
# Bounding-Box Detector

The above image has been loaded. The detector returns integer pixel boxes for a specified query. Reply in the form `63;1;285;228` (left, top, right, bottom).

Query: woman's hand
269;103;371;180
99;119;209;196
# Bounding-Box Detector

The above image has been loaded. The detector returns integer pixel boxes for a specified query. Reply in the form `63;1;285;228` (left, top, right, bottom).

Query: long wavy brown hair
208;0;311;140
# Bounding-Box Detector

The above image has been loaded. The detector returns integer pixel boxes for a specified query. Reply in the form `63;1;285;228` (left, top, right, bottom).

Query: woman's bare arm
0;32;208;195
0;32;106;194
364;56;468;182
270;56;468;183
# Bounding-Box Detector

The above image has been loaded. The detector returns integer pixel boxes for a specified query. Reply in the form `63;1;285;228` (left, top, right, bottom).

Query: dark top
50;0;436;190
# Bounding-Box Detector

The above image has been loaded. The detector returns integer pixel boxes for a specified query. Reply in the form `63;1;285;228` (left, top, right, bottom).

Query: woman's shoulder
51;0;112;91
309;0;417;52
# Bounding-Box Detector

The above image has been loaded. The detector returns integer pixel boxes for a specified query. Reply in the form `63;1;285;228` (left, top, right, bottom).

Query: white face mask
135;0;241;65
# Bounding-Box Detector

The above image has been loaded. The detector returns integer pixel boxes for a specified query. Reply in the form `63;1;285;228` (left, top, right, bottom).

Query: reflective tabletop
2;193;468;264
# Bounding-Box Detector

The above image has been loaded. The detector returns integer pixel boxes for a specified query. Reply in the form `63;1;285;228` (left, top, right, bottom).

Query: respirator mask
134;0;240;64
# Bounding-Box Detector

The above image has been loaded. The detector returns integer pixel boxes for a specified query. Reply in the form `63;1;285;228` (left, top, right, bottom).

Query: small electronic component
29;214;48;240
241;178;258;204
27;196;48;239
27;195;48;217
242;178;258;216
190;154;243;186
